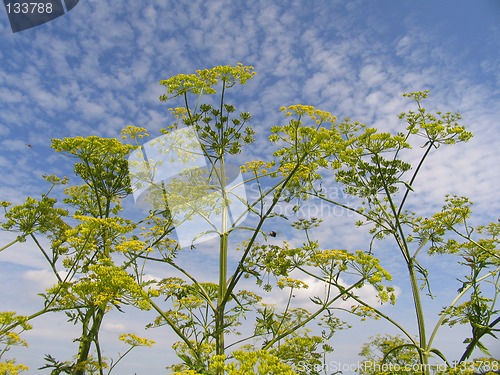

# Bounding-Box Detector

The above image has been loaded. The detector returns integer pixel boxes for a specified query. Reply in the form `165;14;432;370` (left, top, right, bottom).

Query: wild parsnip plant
1;139;156;374
1;65;498;374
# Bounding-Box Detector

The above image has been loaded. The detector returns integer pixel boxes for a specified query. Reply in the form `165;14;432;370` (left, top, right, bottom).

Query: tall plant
273;91;499;374
1;65;497;375
1;138;156;374
128;64;394;374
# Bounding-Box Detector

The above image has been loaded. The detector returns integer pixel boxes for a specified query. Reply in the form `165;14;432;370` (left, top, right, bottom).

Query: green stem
30;234;63;283
216;231;228;358
74;306;106;375
0;236;23;252
216;156;229;371
223;153;313;306
74;308;94;375
373;155;429;374
263;278;365;350
306;189;392;234
397;141;434;217
351;295;417;347
296;261;418;346
459;273;500;363
452;228;500;262
407;259;429;374
427;270;495;351
107;346;134;375
148;299;198;355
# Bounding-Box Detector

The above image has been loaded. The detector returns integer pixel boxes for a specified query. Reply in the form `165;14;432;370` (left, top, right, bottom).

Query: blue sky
1;0;499;373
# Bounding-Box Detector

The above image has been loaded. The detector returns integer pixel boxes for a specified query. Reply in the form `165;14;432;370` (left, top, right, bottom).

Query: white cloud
0;234;49;270
23;269;59;290
103;322;127;333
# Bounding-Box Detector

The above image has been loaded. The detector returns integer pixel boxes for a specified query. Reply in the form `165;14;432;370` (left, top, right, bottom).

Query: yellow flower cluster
351;305;380;321
169;107;189;120
196;63;256;87
73;215;134;233
0;361;29;375
52;136;132;157
160;63;255;100
240;160;275;175
208;350;297;375
120;125;149;142
309;249;355;270
353;250;392;283
65;260;153;310
170;370;202;375
276;277;309;290
115;239;150;253
119;333;155;347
